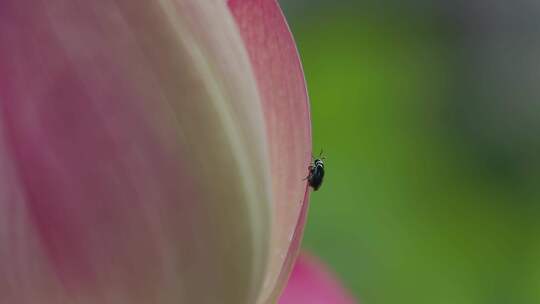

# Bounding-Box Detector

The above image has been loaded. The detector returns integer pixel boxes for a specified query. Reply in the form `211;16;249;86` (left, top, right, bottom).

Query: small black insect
306;151;325;191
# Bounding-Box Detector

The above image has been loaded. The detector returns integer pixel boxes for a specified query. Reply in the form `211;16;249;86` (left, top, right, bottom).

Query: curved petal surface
0;1;270;303
227;1;313;302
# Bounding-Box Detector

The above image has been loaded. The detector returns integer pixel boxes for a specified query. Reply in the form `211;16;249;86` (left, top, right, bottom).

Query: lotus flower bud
0;0;319;303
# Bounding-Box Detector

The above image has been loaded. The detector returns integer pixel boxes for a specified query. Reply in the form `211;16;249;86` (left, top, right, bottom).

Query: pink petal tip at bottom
279;253;357;304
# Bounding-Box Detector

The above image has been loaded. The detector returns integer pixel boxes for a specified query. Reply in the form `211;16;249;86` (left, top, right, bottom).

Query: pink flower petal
0;1;271;303
227;0;313;302
279;253;357;304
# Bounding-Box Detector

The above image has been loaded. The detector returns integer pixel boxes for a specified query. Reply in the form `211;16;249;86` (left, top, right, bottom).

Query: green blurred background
280;1;540;303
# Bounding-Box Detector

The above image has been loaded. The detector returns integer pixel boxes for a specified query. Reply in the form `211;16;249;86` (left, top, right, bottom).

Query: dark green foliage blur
281;1;540;303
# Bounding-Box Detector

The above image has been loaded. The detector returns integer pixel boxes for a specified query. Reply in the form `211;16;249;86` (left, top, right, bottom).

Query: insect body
307;153;325;191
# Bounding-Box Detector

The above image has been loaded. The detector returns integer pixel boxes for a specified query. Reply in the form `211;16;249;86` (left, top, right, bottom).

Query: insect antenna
318;149;326;161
